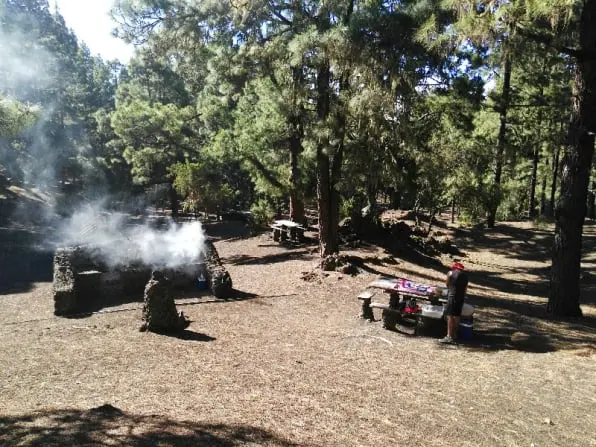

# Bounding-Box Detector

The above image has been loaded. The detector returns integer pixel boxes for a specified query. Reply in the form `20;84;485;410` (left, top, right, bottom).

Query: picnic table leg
382;293;400;330
360;297;373;321
272;228;281;242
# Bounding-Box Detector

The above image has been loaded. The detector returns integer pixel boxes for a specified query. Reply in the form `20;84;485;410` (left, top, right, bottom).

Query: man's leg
448;316;460;339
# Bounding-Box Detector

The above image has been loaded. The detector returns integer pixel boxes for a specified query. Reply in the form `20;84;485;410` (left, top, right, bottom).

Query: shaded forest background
1;0;595;317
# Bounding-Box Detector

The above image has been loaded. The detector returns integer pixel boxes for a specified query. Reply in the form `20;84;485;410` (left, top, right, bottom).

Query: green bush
250;199;276;228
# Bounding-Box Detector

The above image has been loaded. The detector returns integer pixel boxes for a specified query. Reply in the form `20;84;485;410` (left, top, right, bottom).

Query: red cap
451;262;465;271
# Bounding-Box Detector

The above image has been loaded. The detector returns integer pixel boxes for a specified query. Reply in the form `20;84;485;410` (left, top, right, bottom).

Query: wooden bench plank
357;290;375;300
370;302;401;312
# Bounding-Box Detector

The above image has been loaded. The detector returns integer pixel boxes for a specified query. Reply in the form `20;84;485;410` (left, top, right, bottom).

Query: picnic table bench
359;276;474;335
270;219;306;243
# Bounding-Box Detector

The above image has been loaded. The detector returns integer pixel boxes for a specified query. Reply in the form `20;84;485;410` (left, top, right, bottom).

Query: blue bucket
459;319;473;340
197;275;208;290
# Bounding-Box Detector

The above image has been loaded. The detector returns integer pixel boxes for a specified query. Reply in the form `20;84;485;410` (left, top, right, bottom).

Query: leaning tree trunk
549;1;596;317
203;239;233;298
487;54;512;228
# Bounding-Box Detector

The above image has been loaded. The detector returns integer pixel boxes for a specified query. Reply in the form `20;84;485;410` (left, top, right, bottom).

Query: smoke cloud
1;13;207;269
54;201;206;268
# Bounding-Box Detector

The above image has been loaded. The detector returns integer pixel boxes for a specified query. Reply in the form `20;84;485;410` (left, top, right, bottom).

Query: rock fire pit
52;238;232;316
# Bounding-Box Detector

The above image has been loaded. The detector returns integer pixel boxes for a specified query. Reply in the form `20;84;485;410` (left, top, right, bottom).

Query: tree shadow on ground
454;223;555;264
157;329;217;342
0;404;299;446
202;220;253;240
223;250;312;266
460;293;596;353
466;268;551;300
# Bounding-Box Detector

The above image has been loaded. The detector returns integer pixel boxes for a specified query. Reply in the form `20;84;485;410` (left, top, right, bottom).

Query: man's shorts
444;296;464;316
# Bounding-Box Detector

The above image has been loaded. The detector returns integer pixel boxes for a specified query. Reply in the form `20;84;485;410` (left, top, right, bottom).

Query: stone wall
52;246;207;316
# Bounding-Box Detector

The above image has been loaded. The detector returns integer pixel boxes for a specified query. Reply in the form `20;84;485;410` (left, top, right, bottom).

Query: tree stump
203;239;233;298
140;271;189;333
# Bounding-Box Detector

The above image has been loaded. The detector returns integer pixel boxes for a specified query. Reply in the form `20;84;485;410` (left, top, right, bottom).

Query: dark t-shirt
447;269;468;301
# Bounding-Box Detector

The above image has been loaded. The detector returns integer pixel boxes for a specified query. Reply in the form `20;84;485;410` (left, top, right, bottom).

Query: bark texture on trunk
529;62;546;219
289;67;305;224
487;55;512;228
540;159;548;216
289;121;305;224
315;62;344;259
529;145;540;218
549;143;561;217
169;183;179;218
549;0;596;317
587;178;595;219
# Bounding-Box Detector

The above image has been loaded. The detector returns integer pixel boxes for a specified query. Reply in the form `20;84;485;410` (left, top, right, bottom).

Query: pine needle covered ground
1;217;595;446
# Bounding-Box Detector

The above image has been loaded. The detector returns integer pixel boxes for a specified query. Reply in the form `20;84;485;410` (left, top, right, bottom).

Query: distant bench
270;220;306;242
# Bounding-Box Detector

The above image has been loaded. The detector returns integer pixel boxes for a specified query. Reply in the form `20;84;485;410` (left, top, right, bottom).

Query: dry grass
1;218;595;446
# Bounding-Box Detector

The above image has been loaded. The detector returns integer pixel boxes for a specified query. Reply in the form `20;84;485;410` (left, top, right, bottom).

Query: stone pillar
53;248;77;316
141;270;189;333
203;239;233;298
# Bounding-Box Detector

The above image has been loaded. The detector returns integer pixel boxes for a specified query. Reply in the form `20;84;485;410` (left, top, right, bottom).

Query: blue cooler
459;318;473;340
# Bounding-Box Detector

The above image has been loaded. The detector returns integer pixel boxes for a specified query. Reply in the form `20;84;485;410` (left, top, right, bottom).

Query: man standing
439;262;468;344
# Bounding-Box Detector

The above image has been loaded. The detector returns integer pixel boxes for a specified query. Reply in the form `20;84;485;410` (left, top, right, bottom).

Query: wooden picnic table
360;276;473;334
270;219;306;243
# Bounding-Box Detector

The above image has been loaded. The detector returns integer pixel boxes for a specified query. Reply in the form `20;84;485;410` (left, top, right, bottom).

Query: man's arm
446;271;452;287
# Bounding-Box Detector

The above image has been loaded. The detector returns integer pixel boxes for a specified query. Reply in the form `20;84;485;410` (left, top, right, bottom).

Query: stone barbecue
52;238;232;316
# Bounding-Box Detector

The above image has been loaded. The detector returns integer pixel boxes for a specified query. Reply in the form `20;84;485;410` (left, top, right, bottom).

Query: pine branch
515;25;581;59
245;156;285;190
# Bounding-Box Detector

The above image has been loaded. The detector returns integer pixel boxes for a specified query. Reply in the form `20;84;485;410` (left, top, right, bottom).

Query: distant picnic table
270;219;306;243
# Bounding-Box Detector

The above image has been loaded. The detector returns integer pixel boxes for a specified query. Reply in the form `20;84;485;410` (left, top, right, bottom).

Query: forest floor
0;197;595;446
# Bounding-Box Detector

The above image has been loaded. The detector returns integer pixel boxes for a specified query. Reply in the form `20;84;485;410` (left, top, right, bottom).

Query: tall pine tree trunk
169;183;179;218
549;0;596;316
529;81;544;219
529;145;540;219
487;55;512;228
289;67;305;223
549;142;561;217
540;159;548;216
587;178;595;219
315;3;351;260
289;149;304;223
289;120;304;223
316;63;336;258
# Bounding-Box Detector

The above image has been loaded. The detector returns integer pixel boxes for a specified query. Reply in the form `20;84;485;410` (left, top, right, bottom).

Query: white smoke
55;201;207;268
2;10;208;268
0;29;53;93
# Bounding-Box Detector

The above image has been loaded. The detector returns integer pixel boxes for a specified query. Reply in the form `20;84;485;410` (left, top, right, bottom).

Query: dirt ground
0;212;595;446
